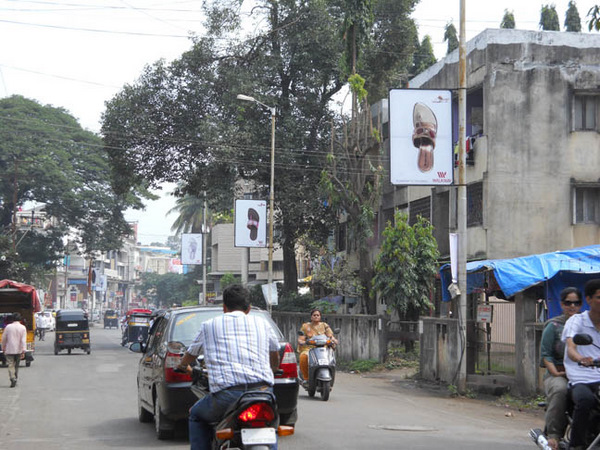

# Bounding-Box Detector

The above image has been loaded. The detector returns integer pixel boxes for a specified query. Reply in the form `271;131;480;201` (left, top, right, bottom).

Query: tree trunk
359;246;375;314
282;234;298;295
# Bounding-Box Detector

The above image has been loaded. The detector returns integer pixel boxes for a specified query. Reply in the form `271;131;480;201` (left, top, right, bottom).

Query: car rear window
169;308;284;346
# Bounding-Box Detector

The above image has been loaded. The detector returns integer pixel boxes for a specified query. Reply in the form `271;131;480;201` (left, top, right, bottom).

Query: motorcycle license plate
241;428;276;445
318;358;329;365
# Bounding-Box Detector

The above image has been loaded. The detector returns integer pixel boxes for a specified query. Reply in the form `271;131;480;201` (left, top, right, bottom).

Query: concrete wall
271;312;387;362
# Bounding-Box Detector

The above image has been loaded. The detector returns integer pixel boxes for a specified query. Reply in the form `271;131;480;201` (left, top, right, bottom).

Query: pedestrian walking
1;313;27;387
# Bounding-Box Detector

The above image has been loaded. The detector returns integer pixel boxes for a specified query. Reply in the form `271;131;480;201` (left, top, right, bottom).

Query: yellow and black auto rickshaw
120;309;152;346
103;309;119;329
54;309;91;355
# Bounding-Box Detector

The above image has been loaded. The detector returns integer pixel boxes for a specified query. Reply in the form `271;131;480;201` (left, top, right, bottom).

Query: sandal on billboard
247;208;259;241
412;102;438;173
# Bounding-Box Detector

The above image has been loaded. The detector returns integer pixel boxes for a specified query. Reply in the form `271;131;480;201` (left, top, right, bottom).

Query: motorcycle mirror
573;333;594;346
298;330;304;336
333;328;341;334
129;342;143;353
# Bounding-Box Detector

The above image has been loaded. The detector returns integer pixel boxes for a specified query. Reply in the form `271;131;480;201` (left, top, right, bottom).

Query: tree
500;10;516;29
565;1;582;31
444;22;459;55
372;212;439;322
138;272;193;308
540;4;560;31
0;96;132;283
169;194;206;234
589;5;600;30
102;0;419;297
412;35;437;75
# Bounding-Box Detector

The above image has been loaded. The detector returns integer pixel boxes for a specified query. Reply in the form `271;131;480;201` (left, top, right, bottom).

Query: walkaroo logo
437;171;446;178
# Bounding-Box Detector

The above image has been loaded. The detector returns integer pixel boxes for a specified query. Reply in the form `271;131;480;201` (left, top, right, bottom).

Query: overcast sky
1;0;597;244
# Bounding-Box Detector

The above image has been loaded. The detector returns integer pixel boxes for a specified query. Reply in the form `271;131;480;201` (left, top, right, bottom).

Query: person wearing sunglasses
540;287;583;450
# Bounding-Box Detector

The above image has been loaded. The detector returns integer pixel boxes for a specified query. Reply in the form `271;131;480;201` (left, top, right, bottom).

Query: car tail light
277;343;298;379
238;402;275;427
164;342;191;382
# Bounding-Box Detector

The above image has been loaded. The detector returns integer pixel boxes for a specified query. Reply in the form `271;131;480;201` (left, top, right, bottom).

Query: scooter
530;333;600;450
298;328;339;401
182;357;293;450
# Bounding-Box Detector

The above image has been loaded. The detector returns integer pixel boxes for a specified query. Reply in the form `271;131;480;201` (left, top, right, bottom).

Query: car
131;305;299;439
40;310;55;331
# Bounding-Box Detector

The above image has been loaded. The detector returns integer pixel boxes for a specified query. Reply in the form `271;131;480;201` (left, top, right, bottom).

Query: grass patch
495;393;545;410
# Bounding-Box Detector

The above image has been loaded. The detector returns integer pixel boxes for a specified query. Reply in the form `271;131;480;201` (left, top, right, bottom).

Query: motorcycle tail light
164;351;191;383
277;343;298;379
238;402;275;427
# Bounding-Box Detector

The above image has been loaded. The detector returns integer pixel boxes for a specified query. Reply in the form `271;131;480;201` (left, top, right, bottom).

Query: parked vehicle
129;305;299;439
54;309;91;355
0;280;41;367
178;358;293;449
103;309;119;329
91;309;101;323
298;329;339;401
121;311;152;346
530;333;600;450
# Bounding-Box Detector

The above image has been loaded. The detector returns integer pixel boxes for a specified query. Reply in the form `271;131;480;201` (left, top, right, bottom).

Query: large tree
102;0;419;296
444;22;459;55
500;10;516;29
0;96;132;283
565;1;582;31
412;35;437;75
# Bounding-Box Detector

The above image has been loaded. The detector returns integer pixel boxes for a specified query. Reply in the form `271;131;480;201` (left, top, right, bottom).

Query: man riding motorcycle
562;278;600;450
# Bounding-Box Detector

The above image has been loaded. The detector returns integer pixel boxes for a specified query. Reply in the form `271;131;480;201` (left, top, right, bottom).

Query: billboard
181;233;203;265
235;199;267;248
389;89;453;185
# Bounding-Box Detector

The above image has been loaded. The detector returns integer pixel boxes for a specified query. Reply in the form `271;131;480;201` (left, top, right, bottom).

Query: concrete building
401;29;600;393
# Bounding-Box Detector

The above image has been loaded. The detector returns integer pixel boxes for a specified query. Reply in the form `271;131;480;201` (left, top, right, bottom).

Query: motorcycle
298;328;339;401
530;333;600;450
181;357;293;450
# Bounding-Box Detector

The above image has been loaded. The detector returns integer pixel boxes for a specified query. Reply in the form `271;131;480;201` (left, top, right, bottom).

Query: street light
237;94;276;313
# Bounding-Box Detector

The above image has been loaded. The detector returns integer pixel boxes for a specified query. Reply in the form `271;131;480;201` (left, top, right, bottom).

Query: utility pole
457;0;468;393
202;191;207;305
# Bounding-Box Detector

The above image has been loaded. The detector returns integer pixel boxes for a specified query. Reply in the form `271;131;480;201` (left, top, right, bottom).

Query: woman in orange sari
297;308;338;381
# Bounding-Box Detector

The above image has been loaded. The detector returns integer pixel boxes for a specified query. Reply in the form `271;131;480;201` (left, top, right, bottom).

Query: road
0;326;544;449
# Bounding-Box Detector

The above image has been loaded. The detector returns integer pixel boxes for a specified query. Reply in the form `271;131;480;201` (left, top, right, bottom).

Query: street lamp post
237;94;276;313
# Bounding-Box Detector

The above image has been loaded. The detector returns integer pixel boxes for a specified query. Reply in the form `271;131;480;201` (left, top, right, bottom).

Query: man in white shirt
562;278;600;450
177;284;280;450
1;313;27;388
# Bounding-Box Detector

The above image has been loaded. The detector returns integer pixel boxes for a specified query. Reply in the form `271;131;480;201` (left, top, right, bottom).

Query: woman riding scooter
297;308;338;383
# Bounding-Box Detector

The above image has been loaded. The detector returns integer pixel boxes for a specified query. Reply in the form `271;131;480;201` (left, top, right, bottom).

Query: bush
273;292;313;312
347;359;379;372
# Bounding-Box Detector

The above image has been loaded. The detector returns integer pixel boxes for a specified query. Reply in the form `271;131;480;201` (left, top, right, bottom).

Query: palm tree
169;195;205;234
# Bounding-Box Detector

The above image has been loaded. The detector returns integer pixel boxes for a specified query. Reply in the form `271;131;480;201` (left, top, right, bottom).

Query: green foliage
443;22;458;54
540;4;560;31
372;212;439;319
589;5;600;31
220;273;239;290
309;299;338;314
412;35;437;75
138;272;194;308
0;95;132;281
564;1;582;31
311;251;363;299
348;358;379;372
273;292;312;312
500;10;516;29
348;74;368;103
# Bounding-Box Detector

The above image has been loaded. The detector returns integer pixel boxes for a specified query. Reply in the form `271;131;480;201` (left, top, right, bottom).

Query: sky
1;0;597;244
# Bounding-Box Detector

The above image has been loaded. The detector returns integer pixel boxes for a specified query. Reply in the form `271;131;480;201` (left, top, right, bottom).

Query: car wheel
154;396;174;439
86;347;91;355
54;346;58;355
279;408;297;426
138;396;153;423
68;348;71;355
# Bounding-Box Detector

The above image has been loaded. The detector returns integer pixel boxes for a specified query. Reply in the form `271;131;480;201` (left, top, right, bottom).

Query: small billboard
389;89;453;185
235;199;267;248
181;233;203;265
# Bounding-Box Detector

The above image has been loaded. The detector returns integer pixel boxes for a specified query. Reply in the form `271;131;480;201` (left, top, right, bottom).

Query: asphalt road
0;325;544;450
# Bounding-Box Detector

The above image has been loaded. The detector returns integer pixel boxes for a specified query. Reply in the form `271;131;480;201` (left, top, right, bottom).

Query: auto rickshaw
103;309;119;329
0;280;41;367
120;309;152;346
54;309;91;355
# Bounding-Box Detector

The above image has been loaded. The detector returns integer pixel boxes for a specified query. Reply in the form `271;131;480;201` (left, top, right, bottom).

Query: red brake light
164;351;191;383
238;402;275;427
277;343;298;378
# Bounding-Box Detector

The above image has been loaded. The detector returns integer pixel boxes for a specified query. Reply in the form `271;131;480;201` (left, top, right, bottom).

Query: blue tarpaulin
440;245;600;317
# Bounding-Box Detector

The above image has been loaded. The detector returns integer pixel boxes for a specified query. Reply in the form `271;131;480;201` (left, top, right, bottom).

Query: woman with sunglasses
540;287;583;450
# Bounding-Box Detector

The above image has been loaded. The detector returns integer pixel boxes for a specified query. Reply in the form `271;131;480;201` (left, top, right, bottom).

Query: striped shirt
186;310;279;393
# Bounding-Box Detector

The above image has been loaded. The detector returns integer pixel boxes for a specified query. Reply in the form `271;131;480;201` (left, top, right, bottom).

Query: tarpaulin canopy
440;246;600;316
0;279;42;312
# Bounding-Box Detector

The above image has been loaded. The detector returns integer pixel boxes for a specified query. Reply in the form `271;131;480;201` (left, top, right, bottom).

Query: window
409;197;431;225
574;187;600;224
573;94;598;131
467;182;483;227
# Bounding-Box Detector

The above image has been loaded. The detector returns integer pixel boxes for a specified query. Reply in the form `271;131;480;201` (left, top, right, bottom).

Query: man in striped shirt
178;284;280;450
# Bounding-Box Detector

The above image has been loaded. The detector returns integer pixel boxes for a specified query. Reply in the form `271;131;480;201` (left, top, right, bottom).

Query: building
399;28;600;393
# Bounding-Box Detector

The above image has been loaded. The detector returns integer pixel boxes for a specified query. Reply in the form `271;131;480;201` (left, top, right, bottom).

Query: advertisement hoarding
234;199;267;248
181;233;203;265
